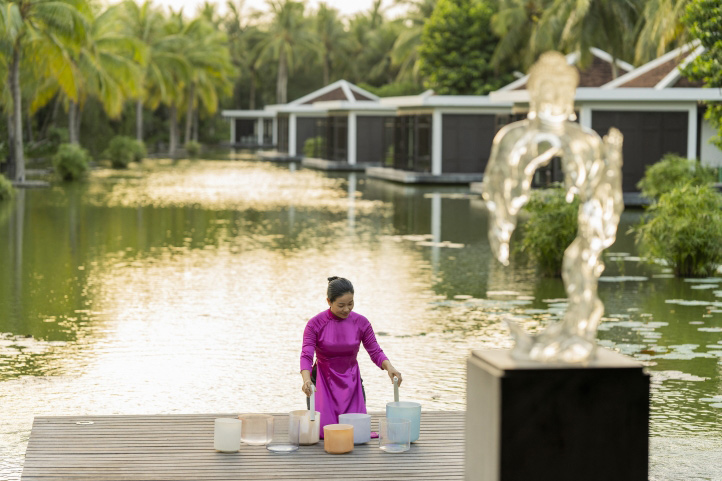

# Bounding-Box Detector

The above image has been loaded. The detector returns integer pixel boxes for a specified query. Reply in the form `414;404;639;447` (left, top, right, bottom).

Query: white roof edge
312;100;394;111
589;47;635;73
221;109;276;118
493;87;722;103
602;41;700;89
498;50;579;91
656;44;705;89
346;82;380;102
287;79;379;106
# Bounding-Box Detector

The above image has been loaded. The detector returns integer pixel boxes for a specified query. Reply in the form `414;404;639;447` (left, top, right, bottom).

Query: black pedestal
466;348;649;481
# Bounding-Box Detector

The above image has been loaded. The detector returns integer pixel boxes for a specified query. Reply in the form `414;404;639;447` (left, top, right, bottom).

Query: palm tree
224;1;265;109
257;0;316;104
345;2;400;86
0;0;87;182
314;3;348;85
534;0;642;73
389;0;435;83
180;15;235;145
118;0;189;145
634;0;690;64
490;0;550;71
66;4;144;144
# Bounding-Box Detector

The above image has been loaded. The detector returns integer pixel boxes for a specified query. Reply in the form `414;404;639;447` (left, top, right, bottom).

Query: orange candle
323;424;354;454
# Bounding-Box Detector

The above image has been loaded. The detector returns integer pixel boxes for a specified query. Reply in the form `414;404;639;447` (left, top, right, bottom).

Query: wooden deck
21;411;464;480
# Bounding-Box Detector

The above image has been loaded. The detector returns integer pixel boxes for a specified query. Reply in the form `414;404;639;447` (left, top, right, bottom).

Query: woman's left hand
382;360;403;387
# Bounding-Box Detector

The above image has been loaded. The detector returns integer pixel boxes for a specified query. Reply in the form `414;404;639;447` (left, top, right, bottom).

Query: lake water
1;157;721;480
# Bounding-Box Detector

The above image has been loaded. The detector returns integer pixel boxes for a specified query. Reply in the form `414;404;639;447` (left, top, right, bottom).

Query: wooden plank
22;411;465;480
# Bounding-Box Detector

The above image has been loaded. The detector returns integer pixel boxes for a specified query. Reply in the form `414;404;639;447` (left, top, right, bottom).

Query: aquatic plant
303;136;325;158
636;153;715;200
518;187;579;277
0;175;15;200
184;141;202;158
635;184;722;277
105;136;145;168
52;144;91;181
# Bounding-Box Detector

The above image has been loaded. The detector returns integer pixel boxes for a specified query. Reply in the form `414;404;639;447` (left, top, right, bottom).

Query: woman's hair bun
327;276;339;283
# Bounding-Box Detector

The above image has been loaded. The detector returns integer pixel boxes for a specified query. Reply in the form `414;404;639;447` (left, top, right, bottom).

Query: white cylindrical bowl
338;413;371;444
214;418;242;453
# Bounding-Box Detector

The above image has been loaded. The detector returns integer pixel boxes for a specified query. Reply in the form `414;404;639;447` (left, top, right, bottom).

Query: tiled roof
509;48;633;90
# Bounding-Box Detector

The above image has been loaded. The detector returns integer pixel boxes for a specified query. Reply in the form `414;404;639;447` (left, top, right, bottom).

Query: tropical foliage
1;0;719;180
419;0;512;94
0;175;14;200
519;187;579;277
636;153;715;199
52;143;91;181
103;135;144;168
681;0;722;149
635;184;722;277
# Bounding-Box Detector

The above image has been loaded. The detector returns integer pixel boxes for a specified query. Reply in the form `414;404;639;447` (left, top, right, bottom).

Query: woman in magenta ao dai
300;277;402;438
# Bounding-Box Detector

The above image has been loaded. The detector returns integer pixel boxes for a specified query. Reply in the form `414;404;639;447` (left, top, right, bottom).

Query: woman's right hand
302;380;313;397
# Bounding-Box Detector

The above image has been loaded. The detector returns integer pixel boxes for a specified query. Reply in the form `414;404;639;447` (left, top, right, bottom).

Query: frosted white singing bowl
289;410;321;445
238;414;273;445
338;413;371;444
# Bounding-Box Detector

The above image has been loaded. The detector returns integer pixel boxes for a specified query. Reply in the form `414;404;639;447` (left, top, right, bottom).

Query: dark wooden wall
296;117;317;155
441;114;497;173
234;119;255;144
356;116;388;164
592;110;688;191
277;116;289;153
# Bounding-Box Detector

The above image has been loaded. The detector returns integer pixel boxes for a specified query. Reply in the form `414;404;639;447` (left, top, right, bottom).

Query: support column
257;118;264;146
432;110;442;175
289;114;297;156
579;106;592;129
348;113;357;165
230;118;235;145
687;104;698;159
272;118;278;145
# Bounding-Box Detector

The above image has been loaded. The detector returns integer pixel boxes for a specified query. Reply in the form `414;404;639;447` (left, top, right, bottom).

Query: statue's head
527;51;579;122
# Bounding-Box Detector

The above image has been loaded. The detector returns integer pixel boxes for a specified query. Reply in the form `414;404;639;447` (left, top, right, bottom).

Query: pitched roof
602;42;704;89
498;48;635;91
288;79;379;105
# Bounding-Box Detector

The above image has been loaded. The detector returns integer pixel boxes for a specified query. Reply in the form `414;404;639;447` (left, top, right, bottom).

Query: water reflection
0;159;721;481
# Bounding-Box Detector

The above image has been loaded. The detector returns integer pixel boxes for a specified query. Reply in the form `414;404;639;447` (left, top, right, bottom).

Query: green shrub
519;187;579;277
636;153;715;199
303;136;325;158
184;141;201;158
0;174;14;201
52;143;91;181
634;184;722;277
130;139;146;163
105;136;145;168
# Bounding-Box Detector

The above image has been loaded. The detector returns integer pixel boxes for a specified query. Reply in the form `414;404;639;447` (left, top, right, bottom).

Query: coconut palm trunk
68;101;79;144
184;83;195;145
276;46;288;104
9;46;25;182
136;99;143;142
192;109;199;142
249;70;256;109
169;103;178;156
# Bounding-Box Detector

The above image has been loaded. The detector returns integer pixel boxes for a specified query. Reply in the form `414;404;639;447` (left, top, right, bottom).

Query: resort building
490;43;722;192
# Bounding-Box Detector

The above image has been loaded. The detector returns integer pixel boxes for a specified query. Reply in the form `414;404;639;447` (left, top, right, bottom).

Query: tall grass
635;184;722;277
519;187;579;277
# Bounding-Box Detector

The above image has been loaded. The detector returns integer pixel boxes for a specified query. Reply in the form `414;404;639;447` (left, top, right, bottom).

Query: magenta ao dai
300;309;388;438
